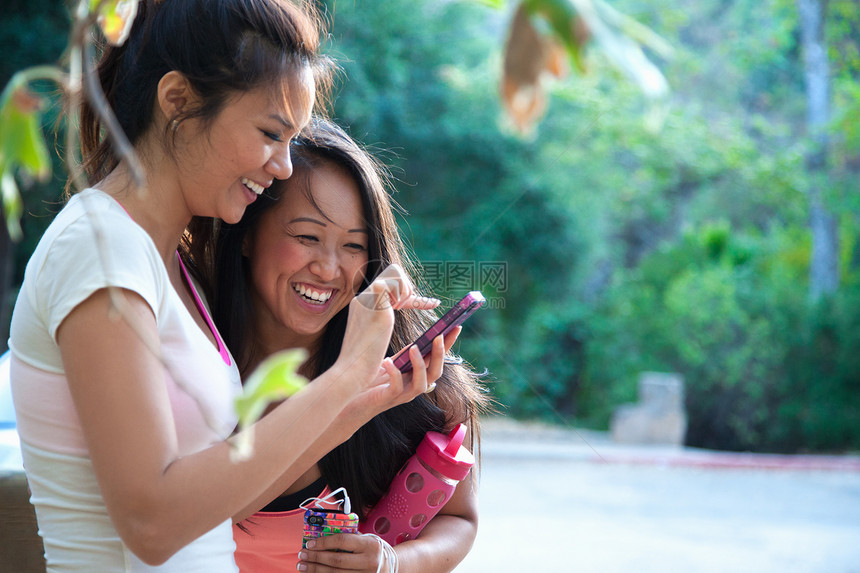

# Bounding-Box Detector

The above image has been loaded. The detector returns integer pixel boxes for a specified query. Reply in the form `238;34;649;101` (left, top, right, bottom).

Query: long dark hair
211;117;490;515
78;0;333;189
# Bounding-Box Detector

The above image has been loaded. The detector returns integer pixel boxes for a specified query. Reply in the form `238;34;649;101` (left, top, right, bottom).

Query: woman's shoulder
57;188;144;235
18;188;166;323
35;189;159;268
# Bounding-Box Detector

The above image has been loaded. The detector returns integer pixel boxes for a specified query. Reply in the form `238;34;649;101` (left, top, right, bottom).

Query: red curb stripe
595;452;860;471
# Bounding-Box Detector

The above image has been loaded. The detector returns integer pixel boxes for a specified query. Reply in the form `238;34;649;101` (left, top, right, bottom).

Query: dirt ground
454;417;860;573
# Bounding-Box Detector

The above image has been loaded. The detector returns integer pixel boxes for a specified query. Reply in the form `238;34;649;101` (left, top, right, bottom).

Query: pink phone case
394;291;485;372
302;509;359;549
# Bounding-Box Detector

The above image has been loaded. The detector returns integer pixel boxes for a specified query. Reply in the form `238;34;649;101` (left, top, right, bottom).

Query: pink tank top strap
175;252;232;366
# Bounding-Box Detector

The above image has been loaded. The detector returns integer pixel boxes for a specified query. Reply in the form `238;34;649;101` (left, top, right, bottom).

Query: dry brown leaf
501;5;571;133
544;41;568;78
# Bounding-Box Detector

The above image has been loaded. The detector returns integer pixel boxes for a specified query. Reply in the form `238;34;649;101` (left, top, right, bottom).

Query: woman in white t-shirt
8;1;445;571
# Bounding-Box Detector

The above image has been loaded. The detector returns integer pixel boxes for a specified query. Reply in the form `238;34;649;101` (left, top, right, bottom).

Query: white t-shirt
8;188;242;572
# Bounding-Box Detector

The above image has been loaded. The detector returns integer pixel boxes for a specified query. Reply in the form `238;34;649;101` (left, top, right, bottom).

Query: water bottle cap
416;423;474;481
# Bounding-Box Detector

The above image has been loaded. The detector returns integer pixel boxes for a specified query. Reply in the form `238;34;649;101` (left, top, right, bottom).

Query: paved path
454;418;860;573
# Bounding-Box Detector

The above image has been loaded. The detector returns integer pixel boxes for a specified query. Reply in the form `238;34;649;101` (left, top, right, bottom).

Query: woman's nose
309;251;340;281
267;144;293;180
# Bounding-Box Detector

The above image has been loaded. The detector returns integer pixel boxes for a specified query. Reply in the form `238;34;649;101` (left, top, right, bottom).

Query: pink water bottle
359;424;474;545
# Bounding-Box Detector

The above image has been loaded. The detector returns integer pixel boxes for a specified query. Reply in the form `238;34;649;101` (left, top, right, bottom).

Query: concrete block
611;372;687;446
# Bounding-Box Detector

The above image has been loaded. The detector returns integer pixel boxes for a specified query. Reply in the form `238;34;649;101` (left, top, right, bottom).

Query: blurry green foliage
583;220;860;452
0;0;69;350
319;0;860;452
0;0;69;252
2;0;859;452
0;77;53;239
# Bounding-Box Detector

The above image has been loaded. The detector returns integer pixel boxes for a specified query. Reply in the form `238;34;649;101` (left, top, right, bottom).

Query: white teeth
241;177;264;195
293;284;332;304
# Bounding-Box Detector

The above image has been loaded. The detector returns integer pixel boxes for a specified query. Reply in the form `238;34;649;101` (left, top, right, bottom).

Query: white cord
361;533;399;573
299;486;353;514
299;488;397;571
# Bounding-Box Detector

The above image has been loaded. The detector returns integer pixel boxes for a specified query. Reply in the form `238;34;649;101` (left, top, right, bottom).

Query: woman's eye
297;235;318;242
263;130;283;142
346;243;367;252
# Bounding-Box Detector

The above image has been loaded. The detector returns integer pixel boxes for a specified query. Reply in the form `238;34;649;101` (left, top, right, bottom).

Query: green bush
581;221;860;453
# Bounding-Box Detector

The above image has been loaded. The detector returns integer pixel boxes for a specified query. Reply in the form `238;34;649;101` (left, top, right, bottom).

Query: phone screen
393;291;485;373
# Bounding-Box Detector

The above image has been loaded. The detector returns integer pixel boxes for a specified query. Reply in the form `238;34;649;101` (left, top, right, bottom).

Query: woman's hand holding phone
339;264;440;387
354;289;484;410
327;264;445;436
354;263;440;313
338;327;461;436
394;291;485;373
298;531;397;573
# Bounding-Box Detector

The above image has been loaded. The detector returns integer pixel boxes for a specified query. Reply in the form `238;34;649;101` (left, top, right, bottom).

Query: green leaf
91;0;139;46
0;74;52;240
524;0;672;99
234;348;309;431
468;0;507;8
0;84;51;178
231;348;309;461
524;0;587;69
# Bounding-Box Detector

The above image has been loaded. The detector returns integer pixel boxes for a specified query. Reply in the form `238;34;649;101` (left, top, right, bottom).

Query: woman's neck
245;289;326;371
261;332;321;365
96;161;191;265
248;326;324;378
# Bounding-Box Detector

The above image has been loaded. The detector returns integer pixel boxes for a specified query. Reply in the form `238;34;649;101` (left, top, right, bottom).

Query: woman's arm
232;344;437;524
297;473;479;573
388;470;479;573
297;429;479;573
233;330;461;523
58;267;432;565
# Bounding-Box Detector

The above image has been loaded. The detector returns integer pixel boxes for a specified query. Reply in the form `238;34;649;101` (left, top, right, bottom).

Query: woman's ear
156;70;196;122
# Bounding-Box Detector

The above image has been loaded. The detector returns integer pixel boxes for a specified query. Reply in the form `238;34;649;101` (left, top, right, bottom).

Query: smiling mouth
293;283;334;305
241;177;265;195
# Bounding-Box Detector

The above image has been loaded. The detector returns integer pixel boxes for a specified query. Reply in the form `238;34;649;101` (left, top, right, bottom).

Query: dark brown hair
78;0;332;188
211;117;491;514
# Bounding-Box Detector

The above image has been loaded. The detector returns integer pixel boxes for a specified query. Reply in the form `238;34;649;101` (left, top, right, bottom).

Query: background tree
798;0;838;299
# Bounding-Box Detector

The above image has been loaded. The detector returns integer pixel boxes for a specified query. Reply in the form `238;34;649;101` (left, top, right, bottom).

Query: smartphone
394;291;486;373
302;508;360;549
